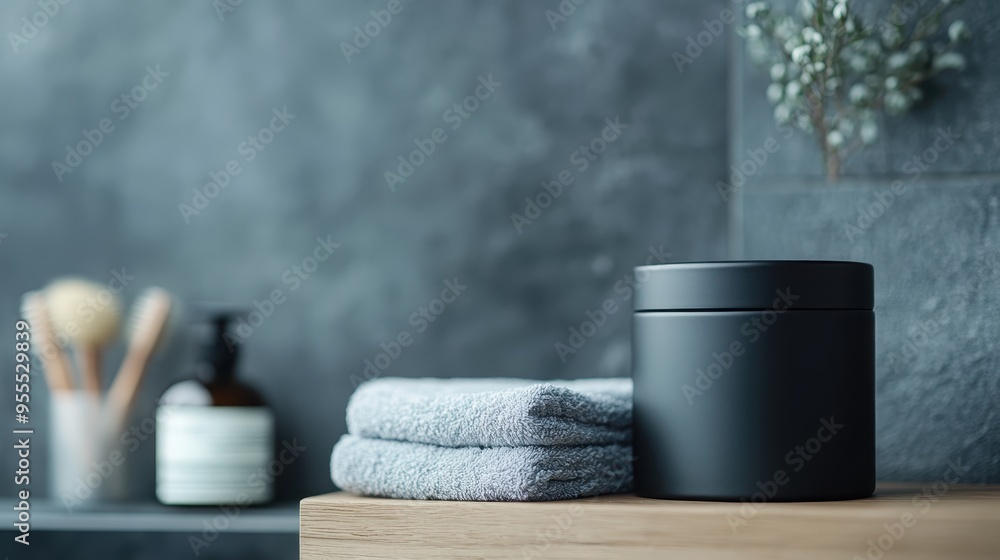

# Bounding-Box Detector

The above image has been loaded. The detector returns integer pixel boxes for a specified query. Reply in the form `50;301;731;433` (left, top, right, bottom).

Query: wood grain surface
300;484;1000;559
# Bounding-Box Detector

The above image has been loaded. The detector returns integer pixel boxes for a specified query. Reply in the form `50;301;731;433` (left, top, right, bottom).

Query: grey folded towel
331;435;633;501
346;377;632;447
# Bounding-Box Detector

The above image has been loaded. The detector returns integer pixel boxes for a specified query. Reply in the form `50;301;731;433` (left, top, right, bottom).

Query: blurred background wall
0;0;727;506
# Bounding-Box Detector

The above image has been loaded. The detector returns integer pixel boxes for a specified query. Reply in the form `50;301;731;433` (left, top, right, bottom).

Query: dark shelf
2;499;299;533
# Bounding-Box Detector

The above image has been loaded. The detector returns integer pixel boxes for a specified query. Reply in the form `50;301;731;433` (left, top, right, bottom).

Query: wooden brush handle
106;289;171;432
106;349;151;433
40;341;75;392
77;345;102;393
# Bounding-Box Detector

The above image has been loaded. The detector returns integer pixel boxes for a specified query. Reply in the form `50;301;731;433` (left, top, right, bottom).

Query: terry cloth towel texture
331;435;633;501
345;377;632;447
332;377;634;501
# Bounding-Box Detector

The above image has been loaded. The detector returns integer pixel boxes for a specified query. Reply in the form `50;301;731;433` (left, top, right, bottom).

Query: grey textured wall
734;0;1000;482
0;0;728;513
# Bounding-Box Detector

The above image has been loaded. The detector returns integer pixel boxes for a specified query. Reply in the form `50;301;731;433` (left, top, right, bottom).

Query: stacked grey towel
331;377;633;501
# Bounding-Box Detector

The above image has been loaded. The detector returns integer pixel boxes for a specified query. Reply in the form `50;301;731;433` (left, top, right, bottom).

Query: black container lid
633;260;873;311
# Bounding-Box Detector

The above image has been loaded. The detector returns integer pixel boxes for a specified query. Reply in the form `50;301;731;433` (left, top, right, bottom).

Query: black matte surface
633;309;875;501
634;261;874;311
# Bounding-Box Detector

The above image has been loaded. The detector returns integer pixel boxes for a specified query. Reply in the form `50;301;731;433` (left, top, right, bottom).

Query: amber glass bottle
155;312;274;505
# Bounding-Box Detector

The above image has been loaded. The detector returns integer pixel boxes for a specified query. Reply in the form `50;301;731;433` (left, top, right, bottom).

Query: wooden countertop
300;483;1000;559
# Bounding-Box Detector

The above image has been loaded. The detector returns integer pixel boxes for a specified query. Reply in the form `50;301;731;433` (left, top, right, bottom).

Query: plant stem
825;151;841;183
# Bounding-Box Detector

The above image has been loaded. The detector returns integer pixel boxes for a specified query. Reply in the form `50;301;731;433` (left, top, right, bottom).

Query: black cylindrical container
631;261;875;501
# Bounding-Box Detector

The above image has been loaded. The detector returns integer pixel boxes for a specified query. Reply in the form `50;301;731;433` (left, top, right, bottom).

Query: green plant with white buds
741;0;970;182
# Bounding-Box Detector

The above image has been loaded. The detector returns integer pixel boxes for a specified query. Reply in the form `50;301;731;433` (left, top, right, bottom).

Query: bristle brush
45;278;122;393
